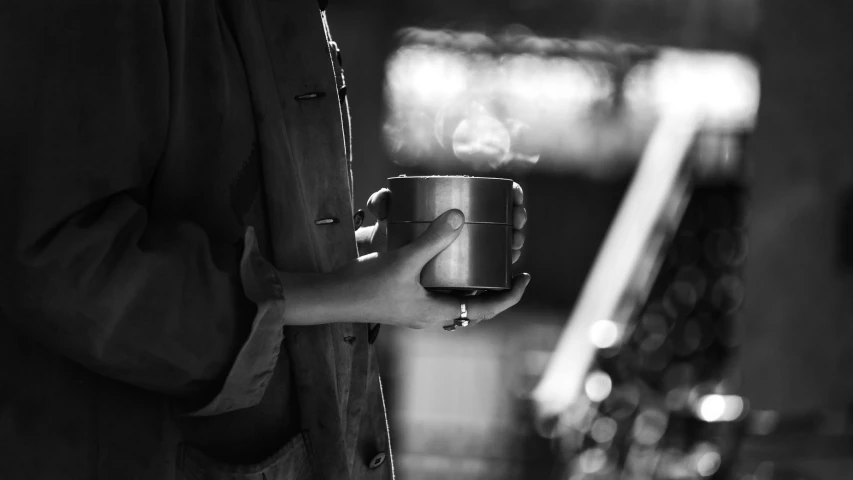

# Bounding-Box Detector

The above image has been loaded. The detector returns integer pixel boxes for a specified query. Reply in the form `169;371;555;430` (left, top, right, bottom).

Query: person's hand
356;182;528;262
509;182;527;264
355;188;390;256
342;209;532;328
280;209;531;329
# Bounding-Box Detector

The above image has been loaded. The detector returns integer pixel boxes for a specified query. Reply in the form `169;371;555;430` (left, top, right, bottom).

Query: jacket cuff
183;226;285;417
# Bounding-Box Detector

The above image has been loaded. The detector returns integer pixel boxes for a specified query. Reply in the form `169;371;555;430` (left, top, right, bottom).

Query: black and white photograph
1;0;851;479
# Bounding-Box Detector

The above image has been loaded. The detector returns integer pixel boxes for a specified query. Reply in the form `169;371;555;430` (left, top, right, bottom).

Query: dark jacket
0;0;392;478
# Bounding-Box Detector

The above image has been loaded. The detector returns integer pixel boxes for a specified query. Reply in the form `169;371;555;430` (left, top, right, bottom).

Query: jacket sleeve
0;0;286;412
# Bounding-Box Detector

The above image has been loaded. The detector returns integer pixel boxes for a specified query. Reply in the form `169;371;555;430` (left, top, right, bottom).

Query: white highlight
584;371;613;403
696;394;745;422
648;50;760;129
696;451;722;477
532;113;699;421
383;32;759;171
589;319;621;349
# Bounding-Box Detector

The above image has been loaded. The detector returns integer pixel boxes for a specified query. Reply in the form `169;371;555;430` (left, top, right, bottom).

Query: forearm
276;269;364;326
276;250;404;327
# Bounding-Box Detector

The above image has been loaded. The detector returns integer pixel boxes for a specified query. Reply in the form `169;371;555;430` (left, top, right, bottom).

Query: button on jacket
0;0;393;479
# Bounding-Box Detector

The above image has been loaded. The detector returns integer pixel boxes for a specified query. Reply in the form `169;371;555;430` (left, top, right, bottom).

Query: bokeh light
589;319;621;349
696;451;722;477
383;29;759;173
691;443;723;477
590;417;619;444
632;409;669;446
697;394;726;422
578;447;609;474
696;394;745;422
584;371;613;402
644;49;760;127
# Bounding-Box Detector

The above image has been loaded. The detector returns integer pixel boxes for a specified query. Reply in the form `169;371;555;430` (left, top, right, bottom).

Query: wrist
273;269;363;326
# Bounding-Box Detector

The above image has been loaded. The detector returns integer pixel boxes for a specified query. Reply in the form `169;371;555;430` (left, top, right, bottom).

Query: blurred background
325;0;853;479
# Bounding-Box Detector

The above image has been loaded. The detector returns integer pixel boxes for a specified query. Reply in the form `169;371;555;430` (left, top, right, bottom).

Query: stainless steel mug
386;175;514;292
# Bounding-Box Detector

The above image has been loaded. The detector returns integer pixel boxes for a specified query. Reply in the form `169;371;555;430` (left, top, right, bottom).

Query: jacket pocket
177;432;313;480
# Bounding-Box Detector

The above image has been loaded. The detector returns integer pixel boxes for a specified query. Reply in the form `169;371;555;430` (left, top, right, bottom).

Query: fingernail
447;210;464;229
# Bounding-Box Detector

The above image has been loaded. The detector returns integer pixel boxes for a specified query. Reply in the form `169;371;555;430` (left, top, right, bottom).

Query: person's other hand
510;182;527;264
355;188;390;256
282;209;531;329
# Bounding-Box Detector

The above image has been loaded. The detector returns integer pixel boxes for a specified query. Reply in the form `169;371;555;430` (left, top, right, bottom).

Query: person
0;0;530;479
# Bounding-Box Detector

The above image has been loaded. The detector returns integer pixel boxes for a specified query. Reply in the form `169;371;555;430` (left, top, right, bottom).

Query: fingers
513;205;527;229
399;209;465;267
367;188;391;221
512;229;525;250
511;198;526;264
422;293;471;330
417;274;531;330
512;182;524;206
355;225;373;244
368;220;388;253
465;273;532;324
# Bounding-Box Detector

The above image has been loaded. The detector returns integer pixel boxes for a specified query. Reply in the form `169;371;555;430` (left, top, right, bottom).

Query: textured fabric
224;0;394;476
0;0;258;404
176;432;314;480
184;228;287;417
0;0;393;478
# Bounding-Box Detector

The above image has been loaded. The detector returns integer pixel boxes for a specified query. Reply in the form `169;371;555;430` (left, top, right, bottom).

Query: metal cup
387;175;514;292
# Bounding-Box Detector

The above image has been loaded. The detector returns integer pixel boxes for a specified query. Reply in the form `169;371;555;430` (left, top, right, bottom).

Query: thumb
401;209;465;267
367;188;391;221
